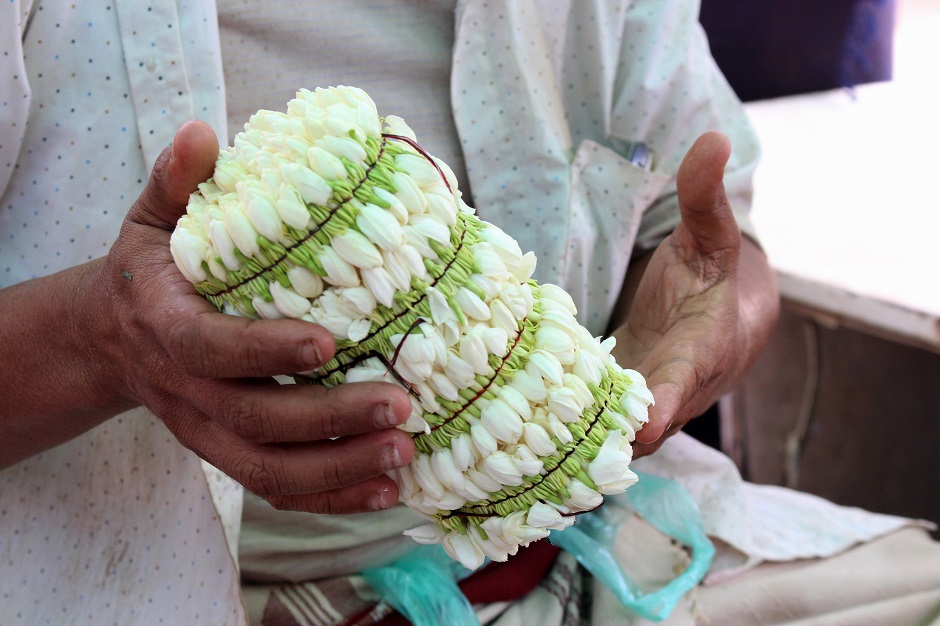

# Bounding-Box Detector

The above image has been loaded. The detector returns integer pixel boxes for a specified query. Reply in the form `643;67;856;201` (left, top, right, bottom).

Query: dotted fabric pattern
0;2;243;624
451;0;761;335
0;409;245;625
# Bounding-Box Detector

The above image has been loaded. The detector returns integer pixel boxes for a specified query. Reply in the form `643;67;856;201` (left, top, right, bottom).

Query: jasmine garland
170;86;654;569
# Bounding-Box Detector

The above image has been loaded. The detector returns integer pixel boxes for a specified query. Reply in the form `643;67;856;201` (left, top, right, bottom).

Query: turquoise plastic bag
362;542;479;626
548;470;715;621
362;471;714;625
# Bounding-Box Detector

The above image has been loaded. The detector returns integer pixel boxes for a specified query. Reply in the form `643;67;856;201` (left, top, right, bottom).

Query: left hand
611;131;778;457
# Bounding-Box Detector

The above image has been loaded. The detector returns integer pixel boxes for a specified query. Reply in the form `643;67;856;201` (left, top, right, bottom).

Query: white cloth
0;1;918;623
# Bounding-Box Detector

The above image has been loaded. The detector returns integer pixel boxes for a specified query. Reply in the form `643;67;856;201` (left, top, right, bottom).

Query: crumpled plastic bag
362;470;714;625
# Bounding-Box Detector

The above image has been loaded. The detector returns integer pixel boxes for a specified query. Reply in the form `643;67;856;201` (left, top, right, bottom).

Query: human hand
90;121;415;513
611;132;774;457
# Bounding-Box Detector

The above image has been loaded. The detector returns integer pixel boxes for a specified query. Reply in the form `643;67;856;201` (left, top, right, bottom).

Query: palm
611;132;743;456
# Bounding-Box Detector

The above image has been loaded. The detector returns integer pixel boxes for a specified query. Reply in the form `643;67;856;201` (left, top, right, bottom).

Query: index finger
163;304;337;378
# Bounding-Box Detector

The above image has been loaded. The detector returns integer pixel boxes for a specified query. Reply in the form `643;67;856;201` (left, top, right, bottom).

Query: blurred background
693;0;940;530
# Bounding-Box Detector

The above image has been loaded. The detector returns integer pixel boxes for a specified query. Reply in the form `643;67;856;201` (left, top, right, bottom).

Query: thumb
129;120;220;230
675;131;740;256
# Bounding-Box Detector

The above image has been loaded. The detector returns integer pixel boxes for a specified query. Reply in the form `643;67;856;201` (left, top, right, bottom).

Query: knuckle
312;457;347;493
269;493;340;515
233;328;268;373
223;393;280;443
237;452;287;498
163;313;212;375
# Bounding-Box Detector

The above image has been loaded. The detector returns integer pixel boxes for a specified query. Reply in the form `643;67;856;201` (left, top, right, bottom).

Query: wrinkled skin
609;132;779;457
0;121;415;513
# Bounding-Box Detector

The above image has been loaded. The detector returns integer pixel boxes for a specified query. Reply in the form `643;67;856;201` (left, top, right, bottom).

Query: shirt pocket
562;139;670;335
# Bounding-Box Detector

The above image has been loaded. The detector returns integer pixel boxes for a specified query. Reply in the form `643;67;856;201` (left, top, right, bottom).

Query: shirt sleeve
609;0;761;255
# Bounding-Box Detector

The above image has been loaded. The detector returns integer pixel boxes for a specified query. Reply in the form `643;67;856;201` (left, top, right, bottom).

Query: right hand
92;121;415;514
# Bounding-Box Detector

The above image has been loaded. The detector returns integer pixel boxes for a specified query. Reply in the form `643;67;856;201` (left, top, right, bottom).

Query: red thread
204;140;387;298
428;317;527;433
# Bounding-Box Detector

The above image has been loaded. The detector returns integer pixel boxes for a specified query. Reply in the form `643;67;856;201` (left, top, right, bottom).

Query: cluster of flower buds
170;86;654;570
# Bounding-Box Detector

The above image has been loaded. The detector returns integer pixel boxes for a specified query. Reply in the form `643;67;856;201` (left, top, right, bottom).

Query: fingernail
299;340;322;367
381;443;403;471
370;486;392;510
374;402;399;428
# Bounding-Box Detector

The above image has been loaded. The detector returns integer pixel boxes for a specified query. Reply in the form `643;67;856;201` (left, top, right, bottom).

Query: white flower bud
480;223;523;266
356;202;404;250
237;180;283;243
500;511;550;547
403;524;445;545
451;434;476;473
373;187;409;225
287;266;324;299
509;369;548;403
455;287;491;321
470;421;498;457
207;216;241;271
588;430;637;494
511;444;543;476
306;145;348;181
563;373;595;409
497;386;532;422
480;398;523;444
213;157;250;193
280;162;333;206
428;371;461;402
361;266;396;308
489;299;519;335
469;274;501;300
251;295;284;320
526;350;564;386
512;251;538;281
425;192;458;229
547;387;583;424
383;115;417;141
331;230;383;269
275;183;312;230
396;153;442;188
223;204;260;258
564;478;604;511
442;531;486;571
467;466;502;493
459;334;490;375
317;135;368;164
471;242;508;277
478;325;509;357
411;215;452;246
430;448;463;491
443;353;476;389
412;453;446;500
483;450;524;486
539;283;578;315
269;281;311;318
573;350;605;387
522;422;555;457
525;502;564;530
535;326;576;359
390;171;427;215
170;230;208;283
318;246;360;287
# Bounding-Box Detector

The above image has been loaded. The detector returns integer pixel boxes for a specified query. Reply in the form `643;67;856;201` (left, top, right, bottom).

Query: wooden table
722;80;940;527
744;81;940;354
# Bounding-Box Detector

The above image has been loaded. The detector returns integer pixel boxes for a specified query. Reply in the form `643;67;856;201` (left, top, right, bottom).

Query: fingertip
167;121;221;205
677;131;732;207
387;428;416;465
297;324;337;369
633;384;675;444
